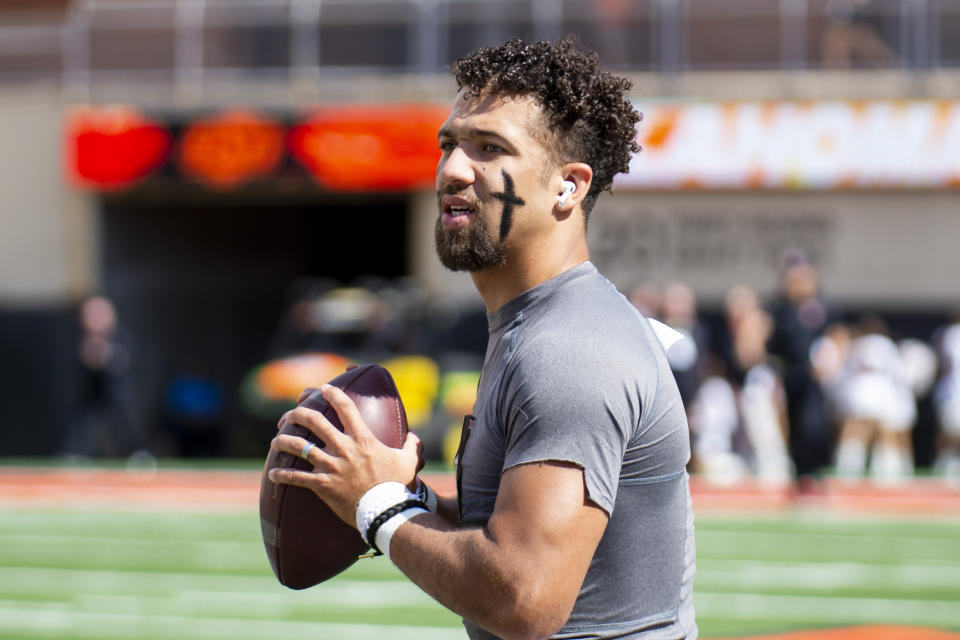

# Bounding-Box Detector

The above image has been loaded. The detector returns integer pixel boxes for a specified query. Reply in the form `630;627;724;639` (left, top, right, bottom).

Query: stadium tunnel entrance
98;192;409;457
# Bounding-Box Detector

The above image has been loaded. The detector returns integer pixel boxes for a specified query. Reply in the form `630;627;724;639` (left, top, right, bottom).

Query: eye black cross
491;169;525;242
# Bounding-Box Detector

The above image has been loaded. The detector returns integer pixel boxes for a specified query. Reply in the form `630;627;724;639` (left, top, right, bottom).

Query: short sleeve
499;334;637;515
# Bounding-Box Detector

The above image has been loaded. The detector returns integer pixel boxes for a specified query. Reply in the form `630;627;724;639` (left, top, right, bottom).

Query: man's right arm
277;386;608;639
387;462;608;640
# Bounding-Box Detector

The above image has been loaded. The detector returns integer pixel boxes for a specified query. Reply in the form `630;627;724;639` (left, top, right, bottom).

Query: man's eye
482;143;504;153
439;141;457;152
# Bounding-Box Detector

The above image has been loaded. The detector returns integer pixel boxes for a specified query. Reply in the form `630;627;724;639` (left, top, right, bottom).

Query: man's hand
267;383;423;527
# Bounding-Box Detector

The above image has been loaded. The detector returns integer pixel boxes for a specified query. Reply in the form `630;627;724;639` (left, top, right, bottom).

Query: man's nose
437;146;475;189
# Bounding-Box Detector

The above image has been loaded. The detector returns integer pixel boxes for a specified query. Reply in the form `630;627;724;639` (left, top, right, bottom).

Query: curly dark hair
451;36;641;219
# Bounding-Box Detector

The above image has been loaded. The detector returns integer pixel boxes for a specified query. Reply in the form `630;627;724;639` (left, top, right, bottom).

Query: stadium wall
589;191;960;309
0;84;97;304
0;84;97;455
410;186;960;313
1;73;958;456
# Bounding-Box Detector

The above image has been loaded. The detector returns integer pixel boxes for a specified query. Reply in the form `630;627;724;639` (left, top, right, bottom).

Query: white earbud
557;180;576;206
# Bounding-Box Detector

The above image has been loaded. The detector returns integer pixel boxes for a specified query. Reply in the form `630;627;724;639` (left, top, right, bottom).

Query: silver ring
300;441;315;461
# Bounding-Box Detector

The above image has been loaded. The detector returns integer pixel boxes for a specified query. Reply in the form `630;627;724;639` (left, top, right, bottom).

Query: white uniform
836;333;916;432
935;324;960;438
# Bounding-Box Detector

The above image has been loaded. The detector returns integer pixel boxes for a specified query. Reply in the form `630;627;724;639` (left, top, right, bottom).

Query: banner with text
620;100;960;190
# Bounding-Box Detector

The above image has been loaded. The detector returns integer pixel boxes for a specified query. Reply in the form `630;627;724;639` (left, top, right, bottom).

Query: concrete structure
1;0;958;454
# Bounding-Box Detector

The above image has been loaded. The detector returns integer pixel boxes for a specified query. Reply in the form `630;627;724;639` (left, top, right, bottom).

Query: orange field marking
1;467;959;515
727;624;960;640
0;468;260;510
689;476;960;515
0;467;457;510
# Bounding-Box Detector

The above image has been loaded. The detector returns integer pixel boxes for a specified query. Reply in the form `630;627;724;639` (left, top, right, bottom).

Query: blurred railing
1;0;958;88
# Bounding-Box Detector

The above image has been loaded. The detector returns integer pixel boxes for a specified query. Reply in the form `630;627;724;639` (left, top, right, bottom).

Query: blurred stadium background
1;0;960;637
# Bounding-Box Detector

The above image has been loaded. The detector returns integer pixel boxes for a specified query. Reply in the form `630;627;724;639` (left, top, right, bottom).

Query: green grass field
1;489;959;638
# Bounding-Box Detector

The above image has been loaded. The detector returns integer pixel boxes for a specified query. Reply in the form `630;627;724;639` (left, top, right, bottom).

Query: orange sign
178;110;284;189
65;106;171;190
288;104;448;191
64;104;450;193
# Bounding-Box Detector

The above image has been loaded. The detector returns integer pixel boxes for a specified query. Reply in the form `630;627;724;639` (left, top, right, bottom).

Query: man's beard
434;208;507;272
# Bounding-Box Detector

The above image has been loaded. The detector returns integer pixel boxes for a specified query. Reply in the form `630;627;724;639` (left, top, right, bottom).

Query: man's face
434;90;557;272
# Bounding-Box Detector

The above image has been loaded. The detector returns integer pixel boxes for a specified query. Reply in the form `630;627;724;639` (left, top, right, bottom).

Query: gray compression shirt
458;261;697;640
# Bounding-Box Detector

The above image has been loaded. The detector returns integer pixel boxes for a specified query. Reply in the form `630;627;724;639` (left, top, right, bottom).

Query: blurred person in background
766;249;837;486
690;286;791;485
933;313;960;476
592;0;631;69
163;355;225;457
821;0;898;68
898;334;940;470
724;286;792;485
827;315;917;482
627;280;662;320
687;351;746;484
629;280;708;419
63;295;150;462
809;320;853;429
660;281;708;410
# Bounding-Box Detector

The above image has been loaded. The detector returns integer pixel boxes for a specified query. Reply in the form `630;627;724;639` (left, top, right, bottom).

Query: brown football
259;364;408;589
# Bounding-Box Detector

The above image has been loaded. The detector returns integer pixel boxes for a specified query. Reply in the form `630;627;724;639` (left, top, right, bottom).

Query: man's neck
470;243;590;314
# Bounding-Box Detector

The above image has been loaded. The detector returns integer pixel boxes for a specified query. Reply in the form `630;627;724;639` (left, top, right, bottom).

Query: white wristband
415;477;439;513
355;482;417;541
374;506;428;563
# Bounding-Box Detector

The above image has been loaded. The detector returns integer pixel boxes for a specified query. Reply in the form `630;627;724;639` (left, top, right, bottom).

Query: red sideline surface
732;625;960;640
1;468;959;515
689;475;960;515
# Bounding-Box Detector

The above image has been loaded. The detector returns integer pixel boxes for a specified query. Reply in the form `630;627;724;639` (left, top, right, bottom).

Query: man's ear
554;163;593;213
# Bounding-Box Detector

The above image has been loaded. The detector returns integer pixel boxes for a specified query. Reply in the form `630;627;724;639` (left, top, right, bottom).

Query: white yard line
698;558;960;589
693;591;960;628
698;528;960;548
0;566;406;596
0;604;464;640
71;582;440;612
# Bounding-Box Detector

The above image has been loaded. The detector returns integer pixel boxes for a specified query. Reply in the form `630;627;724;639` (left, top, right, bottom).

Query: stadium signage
64;100;960;192
65;106;172;190
177;110;285;190
64;104;447;192
623;100;960;190
288;105;449;191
